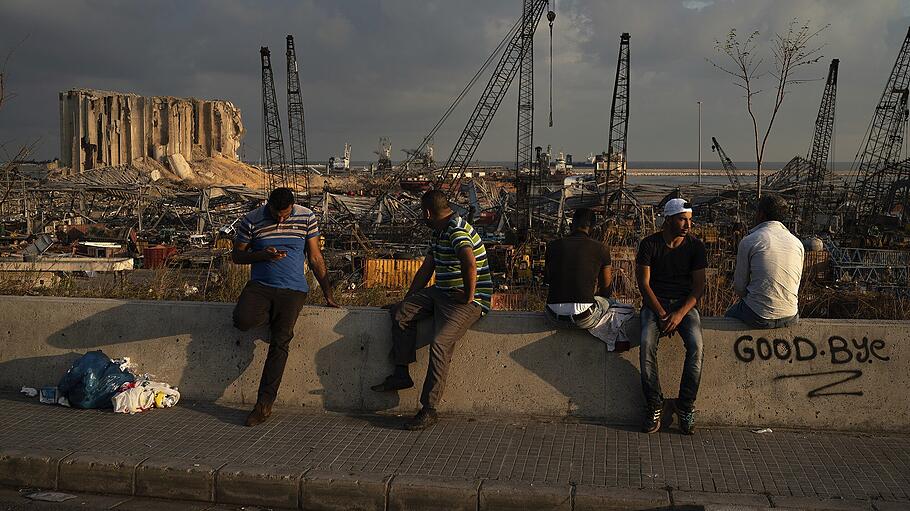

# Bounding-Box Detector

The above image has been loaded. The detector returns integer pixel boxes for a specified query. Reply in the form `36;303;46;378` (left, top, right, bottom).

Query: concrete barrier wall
0;295;907;432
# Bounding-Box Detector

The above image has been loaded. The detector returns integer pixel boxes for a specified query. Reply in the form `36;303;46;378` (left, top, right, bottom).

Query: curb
0;447;893;510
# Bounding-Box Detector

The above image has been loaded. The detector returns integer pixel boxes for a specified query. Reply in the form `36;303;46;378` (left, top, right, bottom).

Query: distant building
59;89;245;174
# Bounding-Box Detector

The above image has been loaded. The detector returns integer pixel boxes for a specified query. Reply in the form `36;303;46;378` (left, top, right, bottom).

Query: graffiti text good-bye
733;335;890;364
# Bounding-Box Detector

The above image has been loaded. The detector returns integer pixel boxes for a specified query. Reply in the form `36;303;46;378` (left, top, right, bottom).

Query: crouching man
726;194;804;329
636;198;707;435
543;208;613;330
370;190;492;430
231;187;338;427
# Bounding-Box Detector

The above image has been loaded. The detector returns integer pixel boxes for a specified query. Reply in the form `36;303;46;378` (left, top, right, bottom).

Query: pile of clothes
112;377;181;414
51;350;180;414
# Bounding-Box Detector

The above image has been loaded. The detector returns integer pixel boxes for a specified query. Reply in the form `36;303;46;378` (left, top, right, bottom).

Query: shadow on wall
508;313;644;420
313;307;408;414
511;332;644;419
37;302;260;424
311;308;559;416
0;352;84;390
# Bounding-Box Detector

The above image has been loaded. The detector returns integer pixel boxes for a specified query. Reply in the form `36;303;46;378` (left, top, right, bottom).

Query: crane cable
548;2;556;127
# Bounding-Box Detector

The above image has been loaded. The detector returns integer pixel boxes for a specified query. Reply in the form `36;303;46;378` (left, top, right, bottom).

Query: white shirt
734;221;804;319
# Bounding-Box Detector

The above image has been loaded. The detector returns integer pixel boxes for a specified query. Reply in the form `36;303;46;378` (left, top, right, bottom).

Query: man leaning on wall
231;187;338;427
370;189;492;431
726;194;805;329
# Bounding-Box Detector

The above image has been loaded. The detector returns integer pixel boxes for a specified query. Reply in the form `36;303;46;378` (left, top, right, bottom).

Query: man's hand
661;309;686;335
259;247;287;262
449;289;473;305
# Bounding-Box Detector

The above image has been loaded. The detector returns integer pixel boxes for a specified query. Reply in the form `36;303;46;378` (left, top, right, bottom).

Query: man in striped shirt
232;187;337;427
371;190;492;430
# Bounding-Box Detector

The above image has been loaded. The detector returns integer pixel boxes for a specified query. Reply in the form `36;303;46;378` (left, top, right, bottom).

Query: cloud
0;0;908;165
682;1;715;11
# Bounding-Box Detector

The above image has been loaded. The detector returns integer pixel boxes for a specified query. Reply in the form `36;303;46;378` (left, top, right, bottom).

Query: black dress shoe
403;408;438;431
370;375;414;392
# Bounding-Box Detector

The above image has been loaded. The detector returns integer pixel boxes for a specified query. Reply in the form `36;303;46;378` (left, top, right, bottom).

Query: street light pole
697;100;702;185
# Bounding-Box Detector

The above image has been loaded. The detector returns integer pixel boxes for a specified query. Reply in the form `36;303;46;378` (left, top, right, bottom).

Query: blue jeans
725;300;799;329
639;300;704;413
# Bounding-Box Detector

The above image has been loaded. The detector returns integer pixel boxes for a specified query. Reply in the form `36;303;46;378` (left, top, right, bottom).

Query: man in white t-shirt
726;194;804;329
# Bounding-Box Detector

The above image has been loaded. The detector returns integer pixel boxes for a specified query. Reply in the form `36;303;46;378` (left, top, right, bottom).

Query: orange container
143;245;177;269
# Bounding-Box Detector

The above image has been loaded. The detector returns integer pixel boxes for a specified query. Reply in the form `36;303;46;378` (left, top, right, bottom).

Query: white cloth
734;221;804;319
587;302;635;351
547;302;594;315
113;381;180;414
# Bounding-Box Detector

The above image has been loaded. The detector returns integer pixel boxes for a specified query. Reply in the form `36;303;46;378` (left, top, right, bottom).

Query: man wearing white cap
635;198;707;435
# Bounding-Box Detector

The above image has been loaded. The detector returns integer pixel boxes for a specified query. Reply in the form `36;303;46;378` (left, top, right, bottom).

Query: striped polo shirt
429;214;493;313
236;204;320;292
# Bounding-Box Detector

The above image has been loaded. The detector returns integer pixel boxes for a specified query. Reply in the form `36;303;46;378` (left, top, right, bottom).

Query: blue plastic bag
57;350;135;409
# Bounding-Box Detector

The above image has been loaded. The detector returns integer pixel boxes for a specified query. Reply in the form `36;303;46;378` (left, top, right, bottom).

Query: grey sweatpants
390;286;483;409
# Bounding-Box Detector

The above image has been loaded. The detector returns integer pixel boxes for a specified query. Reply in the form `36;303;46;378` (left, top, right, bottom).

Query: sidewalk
0;392;907;510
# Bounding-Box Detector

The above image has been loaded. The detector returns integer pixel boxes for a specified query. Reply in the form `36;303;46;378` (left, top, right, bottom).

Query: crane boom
286;35;308;202
260;46;289;191
851;27;910;220
603;32;631;212
437;0;549;196
711;136;741;189
797;58;839;226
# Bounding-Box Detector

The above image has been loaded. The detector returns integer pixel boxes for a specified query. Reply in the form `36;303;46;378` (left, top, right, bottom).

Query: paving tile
0;393;907;507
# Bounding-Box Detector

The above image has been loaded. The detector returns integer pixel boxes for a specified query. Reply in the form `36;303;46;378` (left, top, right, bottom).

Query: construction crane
286;35;308;202
602;33;631;214
850;27;910;222
402;137;435;169
437;0;551;196
260;46;289;191
798;58;839;226
710;137;741;189
516;0;536;178
375;137;392;172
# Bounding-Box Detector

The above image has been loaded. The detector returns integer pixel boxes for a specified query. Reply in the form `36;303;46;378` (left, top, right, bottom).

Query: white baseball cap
662;198;693;217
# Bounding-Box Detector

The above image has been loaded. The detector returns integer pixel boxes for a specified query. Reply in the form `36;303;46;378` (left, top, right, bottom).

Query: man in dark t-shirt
544;208;613;330
635;198;707;435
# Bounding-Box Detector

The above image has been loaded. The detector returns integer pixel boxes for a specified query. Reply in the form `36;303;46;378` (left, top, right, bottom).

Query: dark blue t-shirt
235;204;320;292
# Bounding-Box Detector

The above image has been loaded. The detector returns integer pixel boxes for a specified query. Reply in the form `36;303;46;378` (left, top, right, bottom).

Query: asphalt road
0;487;254;511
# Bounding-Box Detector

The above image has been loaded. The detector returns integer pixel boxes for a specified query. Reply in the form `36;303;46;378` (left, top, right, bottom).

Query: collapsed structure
59;89;244;174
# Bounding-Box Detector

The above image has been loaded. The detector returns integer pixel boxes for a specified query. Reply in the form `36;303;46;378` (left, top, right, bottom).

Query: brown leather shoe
245;401;273;427
403;407;438;431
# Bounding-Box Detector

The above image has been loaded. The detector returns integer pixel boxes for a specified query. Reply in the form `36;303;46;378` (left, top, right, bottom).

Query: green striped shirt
429;214;493;313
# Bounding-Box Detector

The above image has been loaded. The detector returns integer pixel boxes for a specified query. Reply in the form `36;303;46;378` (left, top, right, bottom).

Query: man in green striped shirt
371;190;492;430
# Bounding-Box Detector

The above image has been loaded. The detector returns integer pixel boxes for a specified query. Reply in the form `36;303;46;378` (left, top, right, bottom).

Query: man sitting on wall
543;208;614;330
370;190;493;430
726;194;804;329
231;187;338;427
636;198;707;435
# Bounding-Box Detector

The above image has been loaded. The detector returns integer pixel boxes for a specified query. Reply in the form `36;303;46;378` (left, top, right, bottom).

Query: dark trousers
391;287;483;409
233;280;307;404
639;299;704;413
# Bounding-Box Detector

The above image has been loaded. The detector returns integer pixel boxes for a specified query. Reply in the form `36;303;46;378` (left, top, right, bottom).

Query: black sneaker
642;403;662;434
676;407;696;435
403;408;438;431
370;374;414;392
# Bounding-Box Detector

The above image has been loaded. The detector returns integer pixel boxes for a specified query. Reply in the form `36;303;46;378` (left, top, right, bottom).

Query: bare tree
710;19;828;198
0;41;36;216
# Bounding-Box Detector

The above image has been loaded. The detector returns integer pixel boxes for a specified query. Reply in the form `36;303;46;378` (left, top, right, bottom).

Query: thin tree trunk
756;161;762;198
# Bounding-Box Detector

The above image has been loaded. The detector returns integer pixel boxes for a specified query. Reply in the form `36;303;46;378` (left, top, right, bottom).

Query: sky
1;0;909;166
